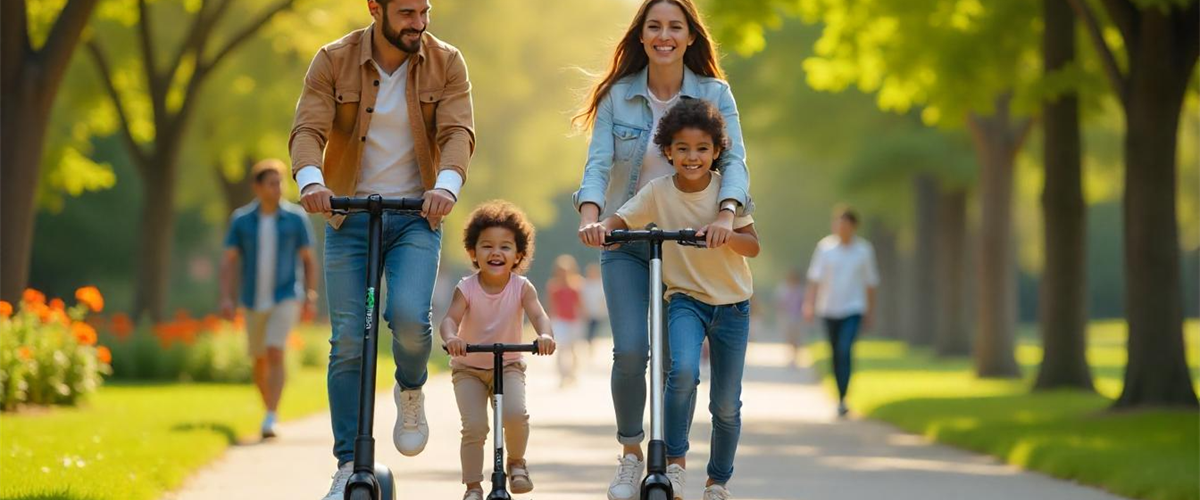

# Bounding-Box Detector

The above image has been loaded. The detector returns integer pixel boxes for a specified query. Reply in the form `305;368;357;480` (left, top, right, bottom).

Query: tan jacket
289;26;475;219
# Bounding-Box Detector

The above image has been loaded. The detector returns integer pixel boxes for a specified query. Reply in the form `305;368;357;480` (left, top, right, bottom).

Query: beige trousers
452;362;529;484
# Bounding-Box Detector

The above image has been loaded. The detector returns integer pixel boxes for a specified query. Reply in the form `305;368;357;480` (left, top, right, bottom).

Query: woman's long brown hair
572;0;725;131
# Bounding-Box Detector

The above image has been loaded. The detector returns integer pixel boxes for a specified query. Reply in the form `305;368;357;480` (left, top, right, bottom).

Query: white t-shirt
254;214;278;311
357;59;423;198
636;91;680;191
806;235;879;318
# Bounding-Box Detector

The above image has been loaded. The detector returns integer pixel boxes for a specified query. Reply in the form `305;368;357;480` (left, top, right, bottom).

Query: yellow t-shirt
615;173;754;306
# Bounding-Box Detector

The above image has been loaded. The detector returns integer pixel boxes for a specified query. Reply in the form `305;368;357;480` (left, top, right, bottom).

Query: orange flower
0;301;12;318
96;346;112;365
202;314;222;333
72;322;98;346
50;298;66;312
48;308;71;327
110;313;134;339
16;346;32;360
75;286;104;313
22;289;45;306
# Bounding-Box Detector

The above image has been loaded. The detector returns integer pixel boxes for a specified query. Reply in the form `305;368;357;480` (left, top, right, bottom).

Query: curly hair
652;98;728;172
463;200;536;274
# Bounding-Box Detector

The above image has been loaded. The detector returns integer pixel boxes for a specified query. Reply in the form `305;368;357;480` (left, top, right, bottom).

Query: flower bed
0;288;111;411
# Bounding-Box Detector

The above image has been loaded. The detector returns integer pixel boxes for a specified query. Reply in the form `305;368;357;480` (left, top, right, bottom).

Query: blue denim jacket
224;200;314;308
574;67;753;218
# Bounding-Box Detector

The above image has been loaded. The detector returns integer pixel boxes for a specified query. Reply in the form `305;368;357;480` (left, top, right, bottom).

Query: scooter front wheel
347;486;374;500
644;489;670;500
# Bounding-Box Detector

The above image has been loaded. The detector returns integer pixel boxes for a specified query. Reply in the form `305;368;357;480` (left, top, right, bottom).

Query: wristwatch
720;200;738;214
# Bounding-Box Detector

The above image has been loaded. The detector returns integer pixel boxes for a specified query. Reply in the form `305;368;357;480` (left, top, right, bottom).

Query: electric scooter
604;227;706;500
330;195;424;500
443;341;542;500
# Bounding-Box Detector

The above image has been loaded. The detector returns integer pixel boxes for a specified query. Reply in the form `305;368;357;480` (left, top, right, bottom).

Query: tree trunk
0;0;100;302
870;221;901;339
967;97;1028;378
218;156;256;217
1;83;52;303
1035;0;1093;391
908;174;939;346
1114;5;1199;407
934;187;971;357
132;144;182;320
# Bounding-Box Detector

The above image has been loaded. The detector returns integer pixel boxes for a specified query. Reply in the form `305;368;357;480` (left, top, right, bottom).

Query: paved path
167;340;1128;500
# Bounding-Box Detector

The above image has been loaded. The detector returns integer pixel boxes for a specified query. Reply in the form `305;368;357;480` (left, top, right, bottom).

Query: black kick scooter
443;341;541;499
605;227;705;500
330;194;424;500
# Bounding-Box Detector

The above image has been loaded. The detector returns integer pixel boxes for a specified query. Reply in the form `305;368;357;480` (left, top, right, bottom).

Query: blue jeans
664;294;749;484
324;212;441;464
600;241;668;445
823;314;862;401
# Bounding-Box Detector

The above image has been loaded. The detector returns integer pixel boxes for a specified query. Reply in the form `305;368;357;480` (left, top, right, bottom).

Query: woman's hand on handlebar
444;336;468;357
578;221;609;248
300;184;334;214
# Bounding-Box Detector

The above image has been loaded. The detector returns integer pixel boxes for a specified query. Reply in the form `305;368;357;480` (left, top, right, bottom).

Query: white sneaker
666;463;686;500
703;483;732;500
260;412;278;439
462;489;484;500
837;401;849;417
607;454;645;500
320;462;353;500
394;387;429;456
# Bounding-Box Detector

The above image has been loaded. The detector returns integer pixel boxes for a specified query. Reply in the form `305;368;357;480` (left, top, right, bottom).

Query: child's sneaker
508;459;534;493
703;483;732;500
666;463;686;500
607;454;645;500
462;489;484;500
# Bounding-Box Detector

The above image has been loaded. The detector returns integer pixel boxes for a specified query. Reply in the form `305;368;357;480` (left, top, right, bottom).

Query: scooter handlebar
330;195;424;213
441;341;540;354
606;228;707;247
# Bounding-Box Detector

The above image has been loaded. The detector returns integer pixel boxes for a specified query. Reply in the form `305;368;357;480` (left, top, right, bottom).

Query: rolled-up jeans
324;212;441;465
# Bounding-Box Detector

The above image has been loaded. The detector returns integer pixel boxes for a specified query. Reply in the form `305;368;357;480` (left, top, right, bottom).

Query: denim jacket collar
623;66;701;102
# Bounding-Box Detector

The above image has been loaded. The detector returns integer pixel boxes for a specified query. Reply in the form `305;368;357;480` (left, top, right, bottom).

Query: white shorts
246;300;300;357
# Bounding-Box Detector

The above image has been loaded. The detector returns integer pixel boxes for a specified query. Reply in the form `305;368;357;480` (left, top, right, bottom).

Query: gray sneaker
666;463;686;500
320;463;353;500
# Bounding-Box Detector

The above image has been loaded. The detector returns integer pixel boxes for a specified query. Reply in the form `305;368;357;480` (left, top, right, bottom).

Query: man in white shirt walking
803;205;879;417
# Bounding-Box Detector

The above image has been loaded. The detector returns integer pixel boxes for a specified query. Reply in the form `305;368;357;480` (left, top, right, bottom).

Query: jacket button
361;136;366;142
373;80;380;86
337;95;342;101
366;107;374;113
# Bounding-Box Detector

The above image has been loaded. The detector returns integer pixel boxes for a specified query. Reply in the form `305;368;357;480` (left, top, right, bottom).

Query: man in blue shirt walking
220;159;318;439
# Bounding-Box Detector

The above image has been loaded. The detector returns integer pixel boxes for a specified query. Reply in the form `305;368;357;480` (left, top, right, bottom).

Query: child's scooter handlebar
606;228;707;247
441;341;541;354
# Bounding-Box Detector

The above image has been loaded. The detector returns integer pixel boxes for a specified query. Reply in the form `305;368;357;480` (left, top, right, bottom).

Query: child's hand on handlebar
697;219;734;249
444;336;468;357
578;222;609;248
535;334;557;356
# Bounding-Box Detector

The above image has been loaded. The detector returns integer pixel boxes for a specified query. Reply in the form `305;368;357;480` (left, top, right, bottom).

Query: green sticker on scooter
365;287;376;330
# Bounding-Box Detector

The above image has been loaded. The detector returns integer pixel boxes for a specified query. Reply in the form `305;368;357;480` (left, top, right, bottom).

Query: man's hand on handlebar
300;184;334;214
422;189;456;229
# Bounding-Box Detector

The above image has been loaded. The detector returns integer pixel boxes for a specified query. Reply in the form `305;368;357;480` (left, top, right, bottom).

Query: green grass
813;320;1200;500
0;324;449;500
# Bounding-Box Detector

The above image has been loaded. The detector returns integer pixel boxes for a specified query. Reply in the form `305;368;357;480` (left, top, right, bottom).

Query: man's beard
382;10;423;53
